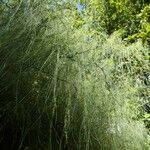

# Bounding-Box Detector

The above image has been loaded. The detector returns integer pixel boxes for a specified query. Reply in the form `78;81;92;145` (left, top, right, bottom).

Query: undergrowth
0;1;149;150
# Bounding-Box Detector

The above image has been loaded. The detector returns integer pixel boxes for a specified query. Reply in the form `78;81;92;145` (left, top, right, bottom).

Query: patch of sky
77;2;86;13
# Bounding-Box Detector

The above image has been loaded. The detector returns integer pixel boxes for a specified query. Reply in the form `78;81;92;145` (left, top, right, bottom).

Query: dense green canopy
0;0;150;150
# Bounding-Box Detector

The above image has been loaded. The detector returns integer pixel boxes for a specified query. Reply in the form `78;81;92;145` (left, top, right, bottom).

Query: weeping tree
0;0;149;150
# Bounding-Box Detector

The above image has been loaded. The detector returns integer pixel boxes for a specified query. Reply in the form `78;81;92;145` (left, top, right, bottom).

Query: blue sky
77;2;86;13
